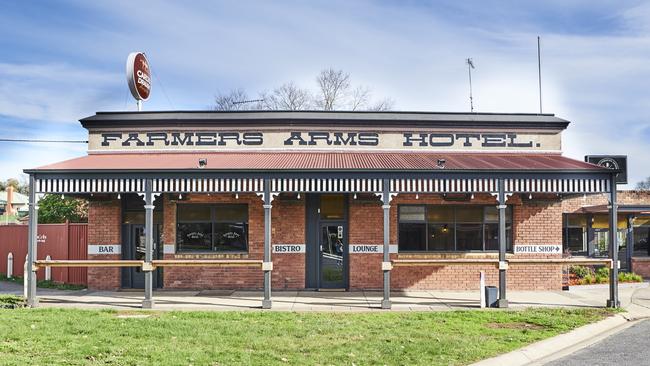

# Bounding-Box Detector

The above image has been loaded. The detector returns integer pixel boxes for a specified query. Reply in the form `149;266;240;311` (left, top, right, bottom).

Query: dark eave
80;110;570;130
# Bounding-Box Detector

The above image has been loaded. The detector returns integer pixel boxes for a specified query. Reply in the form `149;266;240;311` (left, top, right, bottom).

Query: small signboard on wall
514;244;562;254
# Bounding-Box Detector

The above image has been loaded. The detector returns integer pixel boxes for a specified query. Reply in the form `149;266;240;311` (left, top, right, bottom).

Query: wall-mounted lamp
353;193;357;200
415;194;419;200
297;193;301;200
235;193;239;200
198;158;207;169
117;193;121;200
178;193;183;199
436;158;446;169
470;193;475;200
529;193;533;200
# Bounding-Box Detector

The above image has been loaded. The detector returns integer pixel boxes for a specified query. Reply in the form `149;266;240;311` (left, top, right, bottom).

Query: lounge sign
90;130;560;152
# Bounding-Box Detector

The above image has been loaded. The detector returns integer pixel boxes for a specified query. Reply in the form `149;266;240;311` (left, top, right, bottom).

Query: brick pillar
87;199;121;290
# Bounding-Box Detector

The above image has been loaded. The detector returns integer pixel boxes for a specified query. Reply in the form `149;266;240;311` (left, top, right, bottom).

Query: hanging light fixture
528;193;533;200
353;193;357;200
235;193;239;200
415;194;419;200
178;193;183;200
117;193;121;200
297;193;301;200
470;193;475;200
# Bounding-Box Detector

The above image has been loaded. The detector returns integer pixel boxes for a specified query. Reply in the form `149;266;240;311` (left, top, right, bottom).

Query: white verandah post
381;178;392;309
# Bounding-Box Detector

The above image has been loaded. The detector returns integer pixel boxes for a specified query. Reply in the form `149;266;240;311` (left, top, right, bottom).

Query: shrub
570;265;592;279
0;295;25;309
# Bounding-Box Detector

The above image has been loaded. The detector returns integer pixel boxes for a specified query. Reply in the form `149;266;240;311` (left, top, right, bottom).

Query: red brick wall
348;193;564;291
349;197;384;289
87;199;121;290
272;197;305;290
161;193;306;290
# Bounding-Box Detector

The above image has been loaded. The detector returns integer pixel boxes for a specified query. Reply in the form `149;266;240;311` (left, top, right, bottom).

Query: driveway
545;319;650;366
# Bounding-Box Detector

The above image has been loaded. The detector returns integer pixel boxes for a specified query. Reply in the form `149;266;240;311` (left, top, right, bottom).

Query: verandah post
142;178;155;309
607;173;620;308
381;178;392;309
26;174;39;307
497;178;508;308
262;178;273;309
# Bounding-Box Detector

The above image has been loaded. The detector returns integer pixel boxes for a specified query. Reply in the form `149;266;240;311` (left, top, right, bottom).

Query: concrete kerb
472;284;650;366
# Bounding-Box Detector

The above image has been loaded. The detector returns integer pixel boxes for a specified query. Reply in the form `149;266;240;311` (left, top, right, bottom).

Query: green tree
38;194;88;223
0;178;29;194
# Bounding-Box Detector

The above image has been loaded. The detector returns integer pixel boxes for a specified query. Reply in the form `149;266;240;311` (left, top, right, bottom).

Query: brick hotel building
23;111;650;308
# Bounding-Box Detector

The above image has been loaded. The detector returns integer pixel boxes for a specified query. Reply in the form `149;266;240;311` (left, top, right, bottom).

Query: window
176;204;248;252
563;214;588;254
633;216;650;257
398;205;513;252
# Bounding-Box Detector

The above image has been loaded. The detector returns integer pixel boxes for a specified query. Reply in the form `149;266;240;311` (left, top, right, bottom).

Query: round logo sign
126;52;152;100
597;157;619;170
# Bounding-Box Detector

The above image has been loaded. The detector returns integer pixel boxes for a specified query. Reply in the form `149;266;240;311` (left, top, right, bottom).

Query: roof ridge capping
80;110;569;129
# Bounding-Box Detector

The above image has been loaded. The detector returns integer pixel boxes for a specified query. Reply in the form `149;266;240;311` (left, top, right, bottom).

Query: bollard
23;256;28;298
479;271;485;309
7;252;13;279
44;255;51;281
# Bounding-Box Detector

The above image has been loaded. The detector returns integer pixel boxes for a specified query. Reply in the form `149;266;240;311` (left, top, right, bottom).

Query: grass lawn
0;301;614;366
0;274;86;291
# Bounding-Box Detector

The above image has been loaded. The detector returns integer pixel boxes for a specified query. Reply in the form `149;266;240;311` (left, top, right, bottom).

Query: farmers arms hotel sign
88;112;563;152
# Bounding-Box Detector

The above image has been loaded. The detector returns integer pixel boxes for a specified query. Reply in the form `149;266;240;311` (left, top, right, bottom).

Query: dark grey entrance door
305;194;349;289
122;224;162;289
319;223;347;289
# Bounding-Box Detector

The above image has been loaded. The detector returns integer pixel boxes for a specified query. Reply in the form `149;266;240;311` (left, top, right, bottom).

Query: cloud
0;62;124;123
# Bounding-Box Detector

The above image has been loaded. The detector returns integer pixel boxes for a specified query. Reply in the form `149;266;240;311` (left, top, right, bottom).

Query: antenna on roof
466;58;475;112
537;36;543;114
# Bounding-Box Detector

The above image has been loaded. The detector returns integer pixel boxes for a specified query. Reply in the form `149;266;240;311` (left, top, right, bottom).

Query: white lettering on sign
514;244;562;254
37;234;47;243
88;245;122;255
350;244;399;254
272;244;306;253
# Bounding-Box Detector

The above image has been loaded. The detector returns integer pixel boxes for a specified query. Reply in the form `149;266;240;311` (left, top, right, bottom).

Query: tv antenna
537;36;543;113
466;58;475;112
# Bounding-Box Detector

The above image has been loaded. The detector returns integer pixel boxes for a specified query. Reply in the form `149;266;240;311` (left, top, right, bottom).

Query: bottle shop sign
126;52;152;101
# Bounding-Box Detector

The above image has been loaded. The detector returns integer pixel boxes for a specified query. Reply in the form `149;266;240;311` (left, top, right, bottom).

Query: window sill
397;252;514;259
173;252;250;259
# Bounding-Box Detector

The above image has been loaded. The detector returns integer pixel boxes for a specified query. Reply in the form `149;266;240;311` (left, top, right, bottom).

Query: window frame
176;203;249;253
397;204;513;253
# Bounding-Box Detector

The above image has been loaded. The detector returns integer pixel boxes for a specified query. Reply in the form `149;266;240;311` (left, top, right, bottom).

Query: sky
0;0;648;187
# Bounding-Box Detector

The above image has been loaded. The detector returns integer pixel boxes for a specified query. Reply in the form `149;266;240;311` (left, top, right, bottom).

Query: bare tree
636;177;650;190
214;88;253;111
368;98;395;111
314;68;351;110
258;82;312;110
214;68;394;111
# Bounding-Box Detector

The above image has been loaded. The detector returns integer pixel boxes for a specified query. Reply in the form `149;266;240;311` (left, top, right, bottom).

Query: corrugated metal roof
29;152;606;172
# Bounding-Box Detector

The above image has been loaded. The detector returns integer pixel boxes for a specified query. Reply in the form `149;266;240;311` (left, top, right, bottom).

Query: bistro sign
91;130;559;152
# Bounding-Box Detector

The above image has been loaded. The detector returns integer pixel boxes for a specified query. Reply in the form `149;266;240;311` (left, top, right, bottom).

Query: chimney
6;186;14;215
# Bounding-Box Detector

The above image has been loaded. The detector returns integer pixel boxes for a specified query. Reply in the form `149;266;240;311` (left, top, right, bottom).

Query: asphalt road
546;319;650;366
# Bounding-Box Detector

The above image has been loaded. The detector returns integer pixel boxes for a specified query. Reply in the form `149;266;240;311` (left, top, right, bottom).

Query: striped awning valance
34;176;611;194
390;178;610;194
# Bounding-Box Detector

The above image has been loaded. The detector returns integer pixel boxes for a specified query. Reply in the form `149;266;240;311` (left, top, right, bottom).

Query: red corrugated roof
29;152;606;172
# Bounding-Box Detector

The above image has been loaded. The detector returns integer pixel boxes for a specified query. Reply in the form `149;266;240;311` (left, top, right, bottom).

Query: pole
26;175;39;307
537;36;543;114
381;179;392;309
467;58;474;113
142;179;155;309
607;174;620;308
137;99;142;112
497;178;508;308
262;179;273;309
